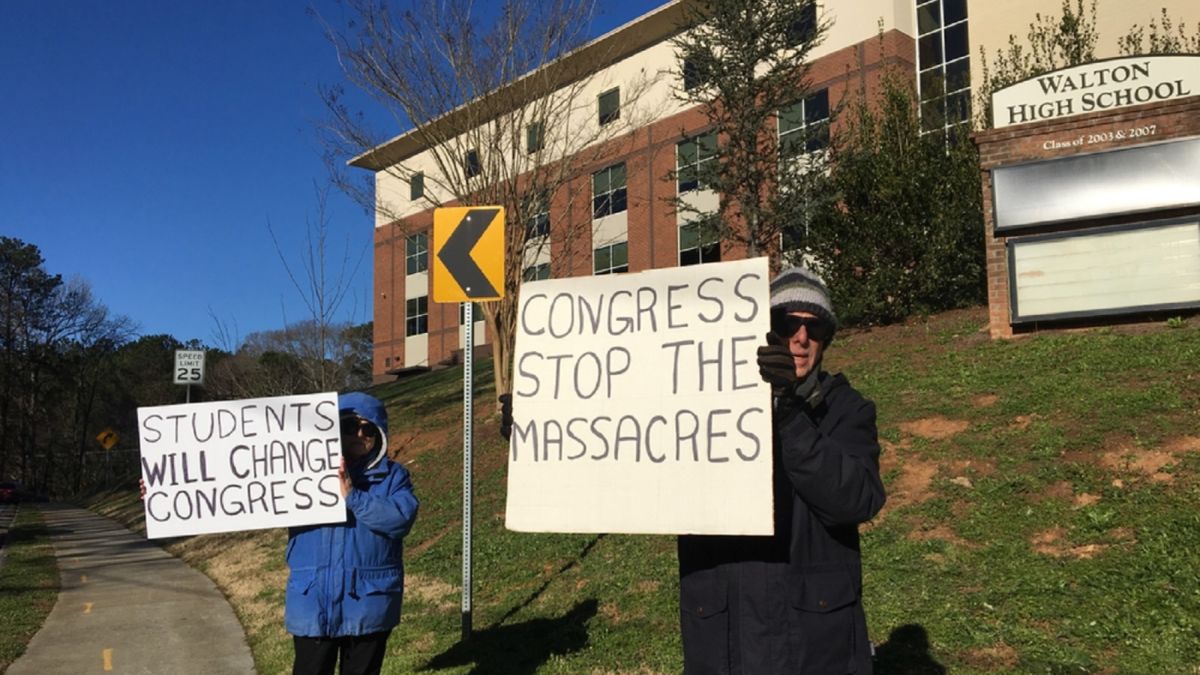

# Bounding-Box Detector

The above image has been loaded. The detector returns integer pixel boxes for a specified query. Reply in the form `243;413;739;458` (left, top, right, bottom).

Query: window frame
778;88;830;159
593;241;629;275
598;87;621;126
592;163;628;219
526;121;545;154
677;131;717;193
409;172;424;201
915;0;971;135
405;295;428;336
523;262;551;281
405;232;429;275
682;57;706;91
524;191;551;240
785;1;818;47
465;148;481;178
679;221;721;266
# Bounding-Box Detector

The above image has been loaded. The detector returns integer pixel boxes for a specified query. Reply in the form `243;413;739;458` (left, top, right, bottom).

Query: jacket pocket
679;570;729;673
788;569;859;673
355;565;404;596
287;567;318;595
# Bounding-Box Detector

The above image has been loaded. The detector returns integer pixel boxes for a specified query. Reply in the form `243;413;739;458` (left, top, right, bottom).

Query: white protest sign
137;392;345;539
506;257;773;535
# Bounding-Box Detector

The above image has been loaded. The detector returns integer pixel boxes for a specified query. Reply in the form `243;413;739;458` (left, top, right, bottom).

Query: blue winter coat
285;457;418;637
285;393;419;638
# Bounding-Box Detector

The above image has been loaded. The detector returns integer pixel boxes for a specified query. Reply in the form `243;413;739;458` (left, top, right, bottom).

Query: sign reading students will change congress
506;258;774;535
137;392;345;539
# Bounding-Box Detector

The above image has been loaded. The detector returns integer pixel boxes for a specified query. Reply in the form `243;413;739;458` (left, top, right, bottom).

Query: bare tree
207;183;369;398
268;182;368;393
318;0;661;395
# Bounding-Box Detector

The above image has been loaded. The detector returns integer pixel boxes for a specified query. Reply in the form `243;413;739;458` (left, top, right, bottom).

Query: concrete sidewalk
8;503;256;674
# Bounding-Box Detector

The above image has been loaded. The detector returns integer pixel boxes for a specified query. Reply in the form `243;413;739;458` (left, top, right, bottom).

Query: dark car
0;481;19;504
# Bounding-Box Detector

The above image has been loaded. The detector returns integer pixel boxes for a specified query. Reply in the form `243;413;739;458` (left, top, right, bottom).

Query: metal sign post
461;302;474;640
432;205;504;642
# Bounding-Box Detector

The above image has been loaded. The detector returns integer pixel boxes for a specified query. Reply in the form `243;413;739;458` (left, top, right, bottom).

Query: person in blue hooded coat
286;392;419;675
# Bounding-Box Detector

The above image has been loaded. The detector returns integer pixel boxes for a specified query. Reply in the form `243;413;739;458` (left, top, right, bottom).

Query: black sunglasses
340;416;374;436
771;311;834;343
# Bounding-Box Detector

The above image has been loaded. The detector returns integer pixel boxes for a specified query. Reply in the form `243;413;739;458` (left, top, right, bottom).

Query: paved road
8;503;256;674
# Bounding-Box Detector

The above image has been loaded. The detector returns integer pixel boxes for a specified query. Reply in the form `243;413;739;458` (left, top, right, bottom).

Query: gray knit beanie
769;266;837;338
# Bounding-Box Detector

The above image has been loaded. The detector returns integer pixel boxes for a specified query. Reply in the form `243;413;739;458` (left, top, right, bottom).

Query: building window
527;122;545;154
459;302;482;325
916;0;970;133
598;87;620;126
785;1;818;46
594;241;629;275
682;58;706;91
779;89;830;158
524;192;550;240
679;222;721;266
405;296;428;336
409;172;424;201
405;232;428;275
465;148;481;178
592;163;627;218
677;132;717;193
523;262;551;281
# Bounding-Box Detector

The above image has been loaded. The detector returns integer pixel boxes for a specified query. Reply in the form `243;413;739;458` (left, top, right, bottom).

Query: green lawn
0;506;60;671
91;308;1200;673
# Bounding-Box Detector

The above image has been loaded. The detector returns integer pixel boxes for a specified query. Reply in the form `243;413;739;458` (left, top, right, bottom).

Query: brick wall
372;30;916;382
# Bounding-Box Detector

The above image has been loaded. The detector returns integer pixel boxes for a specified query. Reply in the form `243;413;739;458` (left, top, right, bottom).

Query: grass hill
89;307;1200;673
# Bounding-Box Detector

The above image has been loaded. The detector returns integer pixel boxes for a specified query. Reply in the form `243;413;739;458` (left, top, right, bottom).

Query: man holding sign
678;266;886;674
502;261;885;673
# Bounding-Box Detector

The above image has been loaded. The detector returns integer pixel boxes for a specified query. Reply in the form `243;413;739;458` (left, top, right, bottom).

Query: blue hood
338;392;389;469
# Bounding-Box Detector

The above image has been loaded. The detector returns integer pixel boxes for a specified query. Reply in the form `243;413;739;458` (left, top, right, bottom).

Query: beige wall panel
404;334;429;368
818;0;914;58
405;271;428;300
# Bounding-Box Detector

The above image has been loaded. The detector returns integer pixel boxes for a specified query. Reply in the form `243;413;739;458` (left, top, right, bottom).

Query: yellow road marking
102;648;113;671
83;602;93;614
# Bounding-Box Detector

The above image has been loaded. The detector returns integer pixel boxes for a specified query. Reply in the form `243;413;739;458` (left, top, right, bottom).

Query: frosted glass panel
994;139;1200;231
1011;221;1200;321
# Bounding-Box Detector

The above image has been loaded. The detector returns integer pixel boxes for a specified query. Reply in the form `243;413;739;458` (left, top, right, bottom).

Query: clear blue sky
2;0;664;348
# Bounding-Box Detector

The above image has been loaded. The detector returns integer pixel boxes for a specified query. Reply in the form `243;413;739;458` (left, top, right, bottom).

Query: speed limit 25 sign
174;350;206;385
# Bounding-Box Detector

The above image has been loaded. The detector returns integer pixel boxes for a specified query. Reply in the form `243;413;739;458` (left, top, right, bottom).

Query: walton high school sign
992;55;1199;128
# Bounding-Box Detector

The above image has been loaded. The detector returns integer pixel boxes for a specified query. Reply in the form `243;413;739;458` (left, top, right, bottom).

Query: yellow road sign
96;428;119;450
432;206;505;302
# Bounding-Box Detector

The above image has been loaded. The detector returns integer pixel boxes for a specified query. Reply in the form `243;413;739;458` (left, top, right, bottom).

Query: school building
352;0;1200;381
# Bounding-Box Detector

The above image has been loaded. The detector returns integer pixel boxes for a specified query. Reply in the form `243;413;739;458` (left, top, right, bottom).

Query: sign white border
138;392;345;538
505;258;774;535
173;349;206;385
992;55;1200;129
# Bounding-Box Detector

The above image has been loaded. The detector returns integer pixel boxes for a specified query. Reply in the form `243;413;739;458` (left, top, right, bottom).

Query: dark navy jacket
678;372;886;674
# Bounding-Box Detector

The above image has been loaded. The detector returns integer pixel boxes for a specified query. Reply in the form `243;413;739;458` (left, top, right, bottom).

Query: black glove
499;393;513;441
757;332;797;392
